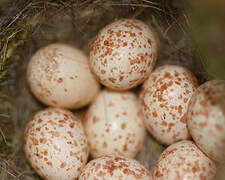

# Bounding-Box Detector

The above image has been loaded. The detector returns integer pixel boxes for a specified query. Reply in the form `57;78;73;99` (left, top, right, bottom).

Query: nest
0;0;224;179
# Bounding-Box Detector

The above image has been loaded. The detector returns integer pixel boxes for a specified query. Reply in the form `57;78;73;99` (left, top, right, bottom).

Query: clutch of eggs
27;43;100;109
89;18;157;90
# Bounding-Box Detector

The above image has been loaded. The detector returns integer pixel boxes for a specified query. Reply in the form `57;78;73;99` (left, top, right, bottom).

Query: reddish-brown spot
97;171;106;177
57;78;63;83
104;40;109;46
199;122;207;128
70;122;75;128
148;39;152;46
161;121;167;126
108;77;116;83
121;123;126;129
192;160;200;173
47;161;53;167
93;116;99;124
43;150;48;156
67;131;73;138
152;111;158;118
122;112;127;116
60;162;66;168
184;98;188;103
49;131;60;137
186;89;190;94
167;123;175;132
40;138;47;144
123;42;127;47
215;124;223;131
174;71;179;77
129;32;136;37
200;99;208;107
178;105;183;115
59;120;66;123
32;138;38;145
38;119;43;124
164;72;172;79
180;113;187;123
119;76;124;81
116;31;122;37
51;100;57;104
101;70;106;74
123;144;128;152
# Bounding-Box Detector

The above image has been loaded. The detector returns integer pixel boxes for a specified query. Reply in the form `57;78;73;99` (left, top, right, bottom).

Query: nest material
0;0;224;179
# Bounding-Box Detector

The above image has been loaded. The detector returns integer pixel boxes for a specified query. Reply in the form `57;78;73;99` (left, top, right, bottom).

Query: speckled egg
79;155;153;180
187;80;225;162
27;43;100;109
23;108;89;180
83;89;146;159
89;19;157;90
154;140;216;180
140;65;199;145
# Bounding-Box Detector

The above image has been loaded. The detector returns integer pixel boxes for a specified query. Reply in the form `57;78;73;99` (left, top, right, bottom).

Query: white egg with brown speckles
187;80;225;163
27;43;100;109
140;65;199;145
154;140;216;180
23;108;89;180
83;89;146;159
79;155;153;180
89;19;157;90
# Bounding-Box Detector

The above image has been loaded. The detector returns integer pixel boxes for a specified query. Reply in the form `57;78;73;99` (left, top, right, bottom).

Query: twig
0;127;8;145
105;3;163;12
0;164;20;180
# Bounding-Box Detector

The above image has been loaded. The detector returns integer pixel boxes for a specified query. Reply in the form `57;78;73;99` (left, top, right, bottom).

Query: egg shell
140;64;199;145
187;80;225;162
23;108;89;180
27;43;100;109
153;140;216;180
83;89;146;159
89;18;157;90
79;155;153;180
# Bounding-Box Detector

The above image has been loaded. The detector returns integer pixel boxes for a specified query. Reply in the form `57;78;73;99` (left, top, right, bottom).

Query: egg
23;108;89;180
27;43;100;109
89;18;157;90
187;80;225;162
153;140;216;180
140;65;199;145
79;155;153;180
83;89;146;159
